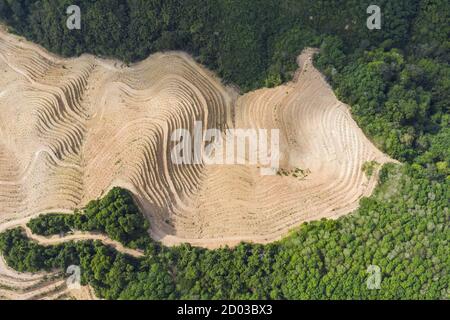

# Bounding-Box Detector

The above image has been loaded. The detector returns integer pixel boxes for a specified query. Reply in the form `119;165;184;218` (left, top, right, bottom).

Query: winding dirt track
23;226;144;258
0;28;393;299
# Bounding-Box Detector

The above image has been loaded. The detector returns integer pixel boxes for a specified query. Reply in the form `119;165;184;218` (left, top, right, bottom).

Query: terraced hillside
0;27;394;298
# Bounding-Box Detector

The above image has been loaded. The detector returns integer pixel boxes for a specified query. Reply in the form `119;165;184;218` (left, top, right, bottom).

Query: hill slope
0;29;392;249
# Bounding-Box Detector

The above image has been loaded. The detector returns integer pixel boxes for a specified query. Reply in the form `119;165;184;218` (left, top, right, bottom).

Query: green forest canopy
0;0;448;299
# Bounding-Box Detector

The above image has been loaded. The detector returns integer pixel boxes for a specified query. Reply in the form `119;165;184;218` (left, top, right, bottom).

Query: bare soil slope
0;28;393;299
0;29;392;248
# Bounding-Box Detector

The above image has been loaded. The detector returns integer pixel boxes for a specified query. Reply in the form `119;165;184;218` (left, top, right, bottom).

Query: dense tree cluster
315;44;449;168
0;0;448;300
27;213;72;236
0;0;440;91
0;229;141;298
27;188;150;249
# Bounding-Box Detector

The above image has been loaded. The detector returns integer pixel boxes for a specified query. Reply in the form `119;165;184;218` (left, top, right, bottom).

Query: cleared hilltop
0;28;391;251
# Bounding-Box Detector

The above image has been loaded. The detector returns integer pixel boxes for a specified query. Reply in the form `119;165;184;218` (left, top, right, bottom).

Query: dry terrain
0;28;392;299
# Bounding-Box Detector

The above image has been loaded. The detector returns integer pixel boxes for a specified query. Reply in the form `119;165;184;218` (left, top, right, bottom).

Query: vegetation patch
362;161;379;178
277;167;311;179
27;188;150;250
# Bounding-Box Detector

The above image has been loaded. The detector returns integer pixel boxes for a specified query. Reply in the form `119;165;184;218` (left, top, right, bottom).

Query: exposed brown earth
0;28;393;299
